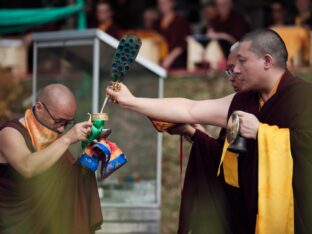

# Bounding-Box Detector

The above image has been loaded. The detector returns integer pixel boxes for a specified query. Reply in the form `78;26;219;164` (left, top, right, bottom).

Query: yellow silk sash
256;123;294;234
217;123;294;233
217;141;239;187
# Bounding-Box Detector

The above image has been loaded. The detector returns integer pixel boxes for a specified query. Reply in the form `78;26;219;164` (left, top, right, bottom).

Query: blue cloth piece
79;153;99;172
102;153;128;178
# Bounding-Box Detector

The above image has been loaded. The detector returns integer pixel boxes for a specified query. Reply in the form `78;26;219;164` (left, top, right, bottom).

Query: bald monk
0;84;103;234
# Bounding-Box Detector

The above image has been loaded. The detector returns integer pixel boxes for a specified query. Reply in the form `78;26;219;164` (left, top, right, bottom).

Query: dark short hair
271;0;286;8
202;2;216;8
240;29;288;69
96;0;112;8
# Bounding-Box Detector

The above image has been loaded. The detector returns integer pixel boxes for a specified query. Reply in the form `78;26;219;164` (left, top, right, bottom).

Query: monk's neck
259;69;285;102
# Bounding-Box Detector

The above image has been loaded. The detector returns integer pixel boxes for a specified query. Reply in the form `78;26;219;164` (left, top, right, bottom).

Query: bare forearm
107;83;234;127
128;97;196;123
129;94;234;128
1;122;91;178
21;137;71;177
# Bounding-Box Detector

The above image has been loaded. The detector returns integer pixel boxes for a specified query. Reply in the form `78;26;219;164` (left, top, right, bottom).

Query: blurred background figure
200;2;218;34
295;0;312;28
187;0;250;72
269;0;310;67
140;8;169;63
268;0;288;27
95;0;121;39
143;8;160;30
153;0;191;70
207;0;250;54
124;7;168;65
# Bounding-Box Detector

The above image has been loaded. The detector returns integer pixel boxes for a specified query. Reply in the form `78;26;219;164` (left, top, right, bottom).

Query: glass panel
37;44;93;156
98;42;159;206
36;37;160;206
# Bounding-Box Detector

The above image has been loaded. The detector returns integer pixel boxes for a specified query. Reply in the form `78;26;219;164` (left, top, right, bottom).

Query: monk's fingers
238;118;259;140
234;110;245;117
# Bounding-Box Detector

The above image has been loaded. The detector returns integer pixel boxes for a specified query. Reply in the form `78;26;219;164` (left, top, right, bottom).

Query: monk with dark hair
0;84;103;233
107;29;312;233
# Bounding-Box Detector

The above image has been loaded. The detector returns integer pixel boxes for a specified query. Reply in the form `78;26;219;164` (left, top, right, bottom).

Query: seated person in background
141;8;169;63
194;2;226;55
189;0;250;71
269;0;310;66
208;0;250;57
153;0;191;70
96;0;121;39
268;0;289;27
197;2;219;34
143;8;160;30
294;0;312;29
123;8;168;64
189;2;224;70
270;26;310;67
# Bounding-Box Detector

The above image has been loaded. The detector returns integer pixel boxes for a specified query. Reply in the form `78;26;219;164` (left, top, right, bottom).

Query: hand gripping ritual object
79;113;129;179
100;33;142;112
226;111;248;156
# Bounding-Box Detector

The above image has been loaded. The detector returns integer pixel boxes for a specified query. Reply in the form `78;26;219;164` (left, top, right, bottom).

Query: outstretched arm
106;83;234;128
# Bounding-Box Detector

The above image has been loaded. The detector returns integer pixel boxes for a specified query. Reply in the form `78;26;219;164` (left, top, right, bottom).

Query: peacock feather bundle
111;34;142;82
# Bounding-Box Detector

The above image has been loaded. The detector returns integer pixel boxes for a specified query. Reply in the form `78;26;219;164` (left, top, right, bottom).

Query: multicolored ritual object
78;113;128;179
79;34;142;178
81;113;107;150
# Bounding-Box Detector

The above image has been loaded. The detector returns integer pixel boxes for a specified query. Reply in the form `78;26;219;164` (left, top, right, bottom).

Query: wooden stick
100;82;121;113
100;96;109;113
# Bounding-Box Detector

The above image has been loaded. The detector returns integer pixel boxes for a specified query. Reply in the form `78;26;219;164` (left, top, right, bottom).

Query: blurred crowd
2;0;312;72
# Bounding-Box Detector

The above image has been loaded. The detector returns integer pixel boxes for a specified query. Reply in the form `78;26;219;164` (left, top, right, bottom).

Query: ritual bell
226;112;248;155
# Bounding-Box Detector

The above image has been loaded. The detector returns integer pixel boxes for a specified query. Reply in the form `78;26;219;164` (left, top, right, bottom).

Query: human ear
263;54;273;69
35;102;44;113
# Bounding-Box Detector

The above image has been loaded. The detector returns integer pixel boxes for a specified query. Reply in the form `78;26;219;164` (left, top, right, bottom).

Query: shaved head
240;29;288;68
37;83;77;119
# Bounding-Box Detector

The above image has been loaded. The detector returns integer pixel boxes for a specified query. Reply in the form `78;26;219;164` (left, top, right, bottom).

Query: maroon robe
178;129;236;234
153;14;191;68
178;129;251;234
227;70;312;233
179;70;312;233
210;9;250;41
105;23;121;39
0;120;103;234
